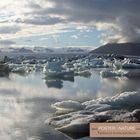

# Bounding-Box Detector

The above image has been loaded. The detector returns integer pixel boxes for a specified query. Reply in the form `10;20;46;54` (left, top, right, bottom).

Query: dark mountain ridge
90;43;140;56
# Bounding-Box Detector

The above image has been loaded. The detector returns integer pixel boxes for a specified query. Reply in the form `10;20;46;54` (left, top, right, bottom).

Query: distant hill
0;47;89;54
11;48;34;53
90;43;140;56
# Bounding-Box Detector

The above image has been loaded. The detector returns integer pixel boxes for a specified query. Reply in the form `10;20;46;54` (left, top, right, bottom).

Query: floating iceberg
43;61;74;78
100;69;128;78
113;60;122;69
88;58;104;68
52;100;85;111
104;59;114;68
97;91;140;108
114;59;140;69
63;62;74;70
74;70;91;78
100;69;140;78
9;64;32;75
46;91;140;139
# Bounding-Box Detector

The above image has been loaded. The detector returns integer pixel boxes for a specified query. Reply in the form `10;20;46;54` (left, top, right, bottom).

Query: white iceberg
115;59;140;69
43;61;74;78
46;91;140;138
100;69;128;78
97;91;140;107
52;100;85;111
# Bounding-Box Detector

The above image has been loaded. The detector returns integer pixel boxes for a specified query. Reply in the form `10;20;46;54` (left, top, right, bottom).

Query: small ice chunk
82;99;96;106
100;69;127;78
52;100;85;111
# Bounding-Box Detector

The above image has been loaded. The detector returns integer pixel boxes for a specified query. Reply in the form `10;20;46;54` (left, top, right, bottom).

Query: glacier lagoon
0;68;140;140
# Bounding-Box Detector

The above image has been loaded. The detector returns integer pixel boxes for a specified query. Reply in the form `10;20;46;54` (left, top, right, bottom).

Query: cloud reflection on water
0;71;140;140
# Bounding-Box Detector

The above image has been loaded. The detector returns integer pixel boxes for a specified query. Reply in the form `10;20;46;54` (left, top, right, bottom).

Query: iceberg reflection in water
0;68;140;140
45;79;63;89
43;74;75;89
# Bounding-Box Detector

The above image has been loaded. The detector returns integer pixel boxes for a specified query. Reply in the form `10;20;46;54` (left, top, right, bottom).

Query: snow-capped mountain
0;47;90;54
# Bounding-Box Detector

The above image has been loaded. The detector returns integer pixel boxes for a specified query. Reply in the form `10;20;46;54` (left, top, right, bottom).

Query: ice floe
52;100;85;111
100;69;128;78
100;69;140;78
46;91;140;139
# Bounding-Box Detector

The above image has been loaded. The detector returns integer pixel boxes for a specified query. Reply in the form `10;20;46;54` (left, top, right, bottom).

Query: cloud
23;0;140;43
22;16;64;25
0;25;21;34
0;40;16;46
71;35;78;39
100;33;123;44
0;0;140;44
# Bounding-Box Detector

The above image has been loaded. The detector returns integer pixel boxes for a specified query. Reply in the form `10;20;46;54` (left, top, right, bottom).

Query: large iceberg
100;69;128;78
46;91;140;139
100;69;140;78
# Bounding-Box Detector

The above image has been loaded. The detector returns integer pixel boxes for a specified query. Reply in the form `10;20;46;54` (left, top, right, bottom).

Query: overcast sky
0;0;140;48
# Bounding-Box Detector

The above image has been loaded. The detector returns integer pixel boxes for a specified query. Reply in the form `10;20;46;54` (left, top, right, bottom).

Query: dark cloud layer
16;0;140;43
20;16;64;25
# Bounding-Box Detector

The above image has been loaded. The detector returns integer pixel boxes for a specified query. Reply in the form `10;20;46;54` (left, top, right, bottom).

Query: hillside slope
90;43;140;56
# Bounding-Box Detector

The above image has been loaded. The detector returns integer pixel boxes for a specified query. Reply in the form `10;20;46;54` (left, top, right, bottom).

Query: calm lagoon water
0;69;140;140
